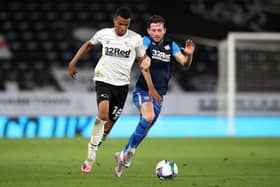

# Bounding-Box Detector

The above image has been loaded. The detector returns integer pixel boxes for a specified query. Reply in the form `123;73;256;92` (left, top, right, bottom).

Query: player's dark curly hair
114;7;131;19
147;15;166;28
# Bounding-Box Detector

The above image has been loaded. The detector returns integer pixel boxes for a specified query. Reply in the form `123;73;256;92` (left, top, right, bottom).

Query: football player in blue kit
113;15;195;177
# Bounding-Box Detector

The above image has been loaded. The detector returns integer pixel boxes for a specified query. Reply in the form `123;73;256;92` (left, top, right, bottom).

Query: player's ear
113;17;117;25
147;28;150;34
127;19;131;27
163;28;167;34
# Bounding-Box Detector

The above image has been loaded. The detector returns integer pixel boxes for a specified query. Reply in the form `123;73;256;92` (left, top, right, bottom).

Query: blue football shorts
132;87;163;119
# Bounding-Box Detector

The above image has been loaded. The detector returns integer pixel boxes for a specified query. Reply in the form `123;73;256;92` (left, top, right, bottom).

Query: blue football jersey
135;36;180;95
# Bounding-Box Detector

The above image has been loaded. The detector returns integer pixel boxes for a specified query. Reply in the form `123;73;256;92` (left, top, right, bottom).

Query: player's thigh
141;102;155;122
109;84;129;121
95;81;112;120
133;89;156;121
132;88;150;109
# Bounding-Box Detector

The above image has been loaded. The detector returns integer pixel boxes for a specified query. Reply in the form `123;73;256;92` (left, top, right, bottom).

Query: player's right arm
69;29;103;79
69;41;93;79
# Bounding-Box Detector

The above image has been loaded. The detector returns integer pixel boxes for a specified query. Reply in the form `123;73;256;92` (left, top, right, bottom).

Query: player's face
147;23;166;43
113;16;131;36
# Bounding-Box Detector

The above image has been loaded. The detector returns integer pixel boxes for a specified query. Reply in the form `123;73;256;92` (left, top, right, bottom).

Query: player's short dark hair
147;15;166;28
114;7;131;19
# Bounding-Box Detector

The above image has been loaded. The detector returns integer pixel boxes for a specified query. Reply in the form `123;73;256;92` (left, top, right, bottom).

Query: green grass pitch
0;137;279;187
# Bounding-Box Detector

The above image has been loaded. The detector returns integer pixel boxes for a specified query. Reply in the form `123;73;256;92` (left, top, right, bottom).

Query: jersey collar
114;28;128;39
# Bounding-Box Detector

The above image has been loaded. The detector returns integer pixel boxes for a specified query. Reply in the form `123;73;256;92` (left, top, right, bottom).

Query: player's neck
155;39;164;45
114;29;128;37
151;37;164;45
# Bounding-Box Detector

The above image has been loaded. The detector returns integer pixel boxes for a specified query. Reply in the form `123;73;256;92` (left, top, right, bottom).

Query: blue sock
123;117;151;152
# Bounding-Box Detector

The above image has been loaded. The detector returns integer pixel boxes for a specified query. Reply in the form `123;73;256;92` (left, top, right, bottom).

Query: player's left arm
173;39;195;68
136;35;151;71
136;54;162;104
137;54;150;71
135;35;161;104
140;66;162;104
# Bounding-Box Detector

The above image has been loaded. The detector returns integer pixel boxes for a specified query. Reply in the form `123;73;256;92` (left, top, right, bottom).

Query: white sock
87;142;96;161
127;147;136;154
90;117;107;151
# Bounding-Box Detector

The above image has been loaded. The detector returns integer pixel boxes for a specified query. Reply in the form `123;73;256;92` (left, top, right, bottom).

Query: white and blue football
156;160;178;180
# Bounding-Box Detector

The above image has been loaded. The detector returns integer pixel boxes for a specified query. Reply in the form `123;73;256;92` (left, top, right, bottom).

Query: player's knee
142;113;155;123
98;113;109;121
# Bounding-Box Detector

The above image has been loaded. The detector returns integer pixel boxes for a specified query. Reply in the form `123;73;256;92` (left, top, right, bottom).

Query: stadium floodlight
218;32;280;136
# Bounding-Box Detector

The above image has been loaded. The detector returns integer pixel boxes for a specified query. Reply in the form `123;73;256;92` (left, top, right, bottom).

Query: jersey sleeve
143;36;151;48
89;30;102;45
135;35;146;57
172;41;181;55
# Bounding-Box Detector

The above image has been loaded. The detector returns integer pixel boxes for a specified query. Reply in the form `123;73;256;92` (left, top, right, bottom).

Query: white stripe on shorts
137;92;142;106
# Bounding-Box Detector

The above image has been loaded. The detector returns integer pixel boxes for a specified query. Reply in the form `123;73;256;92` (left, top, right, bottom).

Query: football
155;160;178;180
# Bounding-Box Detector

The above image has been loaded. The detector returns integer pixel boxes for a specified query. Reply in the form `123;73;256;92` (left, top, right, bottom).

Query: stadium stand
0;0;279;92
0;0;151;91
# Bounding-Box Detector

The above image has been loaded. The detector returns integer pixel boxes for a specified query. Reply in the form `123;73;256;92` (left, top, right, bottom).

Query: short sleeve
143;36;151;48
89;30;101;45
172;41;181;55
135;35;146;57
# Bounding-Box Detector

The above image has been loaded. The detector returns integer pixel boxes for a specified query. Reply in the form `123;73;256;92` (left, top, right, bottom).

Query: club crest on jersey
164;45;170;50
105;47;131;58
151;49;171;62
124;41;132;47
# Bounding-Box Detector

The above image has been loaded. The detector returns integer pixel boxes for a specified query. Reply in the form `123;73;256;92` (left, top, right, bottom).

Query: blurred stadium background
1;0;280;138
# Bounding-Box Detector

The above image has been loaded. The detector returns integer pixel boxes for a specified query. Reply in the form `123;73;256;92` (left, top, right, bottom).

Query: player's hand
69;63;78;80
148;87;162;105
140;56;151;71
181;39;195;56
